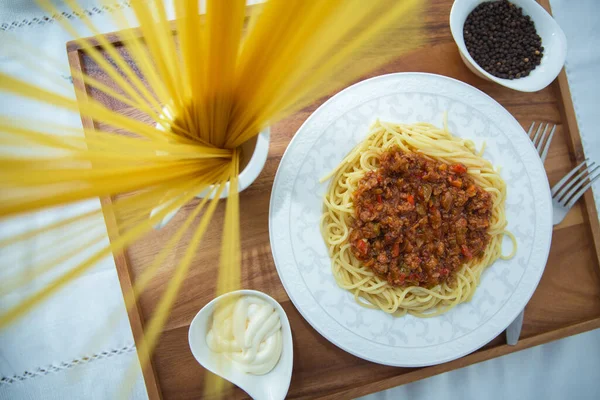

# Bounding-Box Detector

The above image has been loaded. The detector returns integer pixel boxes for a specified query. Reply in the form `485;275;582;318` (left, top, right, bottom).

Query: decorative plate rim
268;72;553;367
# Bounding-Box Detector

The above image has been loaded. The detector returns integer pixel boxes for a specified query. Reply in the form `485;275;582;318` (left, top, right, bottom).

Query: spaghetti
320;120;516;317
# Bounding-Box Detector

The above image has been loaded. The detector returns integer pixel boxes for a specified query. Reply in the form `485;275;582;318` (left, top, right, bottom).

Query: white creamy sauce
206;295;282;375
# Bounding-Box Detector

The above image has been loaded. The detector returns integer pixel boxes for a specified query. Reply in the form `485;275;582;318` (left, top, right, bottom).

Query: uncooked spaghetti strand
0;207;101;248
1;40;72;94
104;0;172;109
0;148;226;170
206;150;241;397
1;160;229;218
0;73;169;143
226;1;324;146
260;2;412;118
170;26;201;142
74;185;220;387
226;0;423;148
226;0;327;145
0;168;220;221
36;0;159;117
70;69;165;125
113;166;229;232
134;199;216;301
4;120;230;157
146;0;197;135
0;209;106;270
0;136;228;163
0;158;222;187
77;179;227;359
1;123;83;152
172;0;195;103
150;0;189;104
206;0;245;148
129;1;179;104
0;168;209;230
174;0;204;139
65;0;163;115
1;171;209;271
0;228;107;296
130;179;227;385
0;170;217;329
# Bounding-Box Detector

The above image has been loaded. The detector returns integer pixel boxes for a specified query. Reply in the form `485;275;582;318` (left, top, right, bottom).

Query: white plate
268;73;552;367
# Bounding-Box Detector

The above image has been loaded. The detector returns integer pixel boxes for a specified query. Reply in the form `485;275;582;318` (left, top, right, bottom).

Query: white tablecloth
0;1;598;399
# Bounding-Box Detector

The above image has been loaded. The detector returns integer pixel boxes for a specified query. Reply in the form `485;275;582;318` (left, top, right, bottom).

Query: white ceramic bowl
450;0;567;92
205;127;270;200
188;290;293;400
151;109;270;229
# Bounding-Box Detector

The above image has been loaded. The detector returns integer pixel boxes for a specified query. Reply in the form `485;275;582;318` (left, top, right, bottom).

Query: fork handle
506;310;525;345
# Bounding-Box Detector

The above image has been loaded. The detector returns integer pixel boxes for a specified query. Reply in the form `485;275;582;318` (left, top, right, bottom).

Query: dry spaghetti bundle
0;0;423;395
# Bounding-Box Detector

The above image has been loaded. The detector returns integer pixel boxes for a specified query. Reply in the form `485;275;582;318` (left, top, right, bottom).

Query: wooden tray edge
64;1;600;397
554;72;600;266
317;318;600;400
540;0;600;270
66;46;163;400
65;4;263;52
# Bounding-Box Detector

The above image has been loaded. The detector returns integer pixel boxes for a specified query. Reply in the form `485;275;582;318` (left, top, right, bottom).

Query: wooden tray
66;1;600;398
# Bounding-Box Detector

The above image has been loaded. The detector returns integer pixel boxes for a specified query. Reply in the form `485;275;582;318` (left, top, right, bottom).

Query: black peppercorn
463;0;544;79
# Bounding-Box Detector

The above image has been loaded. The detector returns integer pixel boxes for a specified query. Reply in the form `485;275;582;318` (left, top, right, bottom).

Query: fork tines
528;121;557;162
552;159;600;208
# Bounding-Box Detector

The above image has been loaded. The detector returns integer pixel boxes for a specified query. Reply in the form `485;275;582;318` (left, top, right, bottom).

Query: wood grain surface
66;0;600;399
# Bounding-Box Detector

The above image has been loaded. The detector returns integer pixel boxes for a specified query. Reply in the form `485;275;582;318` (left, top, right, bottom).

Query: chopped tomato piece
392;242;400;257
448;176;463;188
348;147;493;289
461;245;473;259
450;164;467;174
466;184;476;197
356;239;368;256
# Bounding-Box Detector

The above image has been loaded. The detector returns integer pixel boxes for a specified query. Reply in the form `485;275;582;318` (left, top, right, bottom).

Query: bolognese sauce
349;148;493;288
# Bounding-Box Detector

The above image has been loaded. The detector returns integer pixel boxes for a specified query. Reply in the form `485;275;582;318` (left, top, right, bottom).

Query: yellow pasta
0;0;424;395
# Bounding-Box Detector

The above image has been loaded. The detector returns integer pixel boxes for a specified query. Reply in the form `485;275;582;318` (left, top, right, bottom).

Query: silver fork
505;121;556;346
506;159;599;345
551;159;600;224
528;121;557;162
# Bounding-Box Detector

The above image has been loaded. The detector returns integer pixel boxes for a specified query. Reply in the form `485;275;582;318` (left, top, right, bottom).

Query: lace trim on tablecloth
0;1;131;32
0;343;136;385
